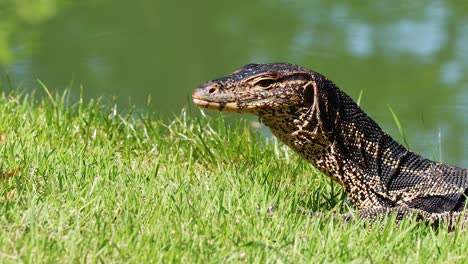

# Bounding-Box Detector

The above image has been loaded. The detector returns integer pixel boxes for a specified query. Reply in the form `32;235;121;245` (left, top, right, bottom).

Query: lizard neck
259;82;433;208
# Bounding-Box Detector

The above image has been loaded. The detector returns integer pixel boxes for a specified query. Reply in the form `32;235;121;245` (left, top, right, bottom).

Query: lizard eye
255;79;275;89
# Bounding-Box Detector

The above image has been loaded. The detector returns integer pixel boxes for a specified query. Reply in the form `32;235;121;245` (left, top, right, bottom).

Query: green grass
0;90;467;263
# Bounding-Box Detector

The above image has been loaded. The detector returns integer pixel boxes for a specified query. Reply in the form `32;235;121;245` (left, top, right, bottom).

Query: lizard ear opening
303;82;315;107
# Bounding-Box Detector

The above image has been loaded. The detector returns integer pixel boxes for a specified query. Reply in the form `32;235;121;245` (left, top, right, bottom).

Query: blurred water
1;0;467;167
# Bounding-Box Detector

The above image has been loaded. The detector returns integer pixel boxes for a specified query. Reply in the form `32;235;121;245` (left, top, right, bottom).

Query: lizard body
192;63;468;228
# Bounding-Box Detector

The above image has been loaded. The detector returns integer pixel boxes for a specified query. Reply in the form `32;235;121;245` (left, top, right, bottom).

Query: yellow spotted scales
192;63;468;229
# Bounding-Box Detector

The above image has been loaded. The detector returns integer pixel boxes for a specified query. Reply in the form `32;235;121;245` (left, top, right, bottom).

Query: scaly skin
192;63;468;229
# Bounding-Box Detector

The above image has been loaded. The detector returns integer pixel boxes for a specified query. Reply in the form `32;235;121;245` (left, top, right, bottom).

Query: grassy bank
0;91;466;263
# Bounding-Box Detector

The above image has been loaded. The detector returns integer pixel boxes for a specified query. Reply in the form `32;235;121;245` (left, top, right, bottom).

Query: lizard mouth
192;96;239;112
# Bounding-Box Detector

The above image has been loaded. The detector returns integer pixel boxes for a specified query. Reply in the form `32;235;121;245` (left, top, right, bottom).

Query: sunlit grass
388;105;410;149
0;90;466;263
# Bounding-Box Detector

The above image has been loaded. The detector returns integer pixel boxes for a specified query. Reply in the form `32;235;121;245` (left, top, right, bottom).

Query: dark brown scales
192;63;468;229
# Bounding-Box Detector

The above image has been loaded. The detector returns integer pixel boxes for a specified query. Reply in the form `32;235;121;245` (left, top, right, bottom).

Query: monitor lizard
192;63;468;229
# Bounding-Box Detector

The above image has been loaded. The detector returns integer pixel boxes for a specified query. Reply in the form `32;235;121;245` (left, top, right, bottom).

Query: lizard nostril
208;87;218;94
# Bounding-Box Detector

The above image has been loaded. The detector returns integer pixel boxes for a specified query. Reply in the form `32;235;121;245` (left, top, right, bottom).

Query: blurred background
0;0;467;167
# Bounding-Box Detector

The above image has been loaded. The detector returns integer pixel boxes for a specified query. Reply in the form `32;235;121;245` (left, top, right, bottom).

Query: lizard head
192;63;319;114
